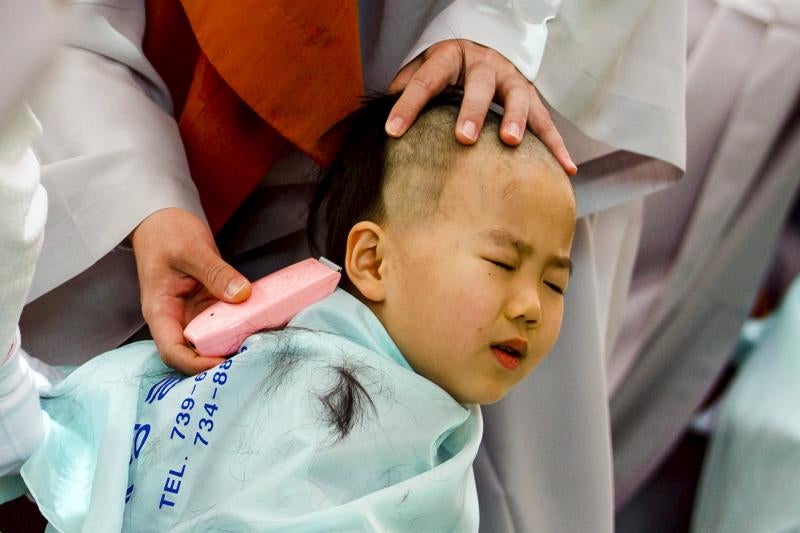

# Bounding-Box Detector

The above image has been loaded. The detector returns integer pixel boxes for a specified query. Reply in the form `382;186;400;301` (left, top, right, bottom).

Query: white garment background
0;127;48;477
0;0;54;479
611;0;800;505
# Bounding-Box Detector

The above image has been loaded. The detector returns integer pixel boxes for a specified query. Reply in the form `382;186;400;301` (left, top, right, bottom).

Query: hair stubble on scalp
382;104;568;227
307;90;569;276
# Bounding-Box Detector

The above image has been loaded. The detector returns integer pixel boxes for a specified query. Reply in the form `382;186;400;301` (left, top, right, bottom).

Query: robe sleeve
400;0;561;83
0;104;48;482
27;0;205;301
0;104;47;379
0;331;46;480
397;0;687;218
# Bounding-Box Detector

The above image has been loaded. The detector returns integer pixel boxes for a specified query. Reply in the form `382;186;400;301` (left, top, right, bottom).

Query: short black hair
307;90;465;266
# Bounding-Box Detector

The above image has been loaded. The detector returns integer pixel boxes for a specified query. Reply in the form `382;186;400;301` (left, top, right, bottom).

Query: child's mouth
491;343;525;370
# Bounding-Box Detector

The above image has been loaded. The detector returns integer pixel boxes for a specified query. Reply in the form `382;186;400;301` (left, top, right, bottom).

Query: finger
528;88;577;175
386;46;461;137
496;82;530;146
149;312;224;374
178;244;251;303
163;344;224;375
455;61;497;145
388;56;422;93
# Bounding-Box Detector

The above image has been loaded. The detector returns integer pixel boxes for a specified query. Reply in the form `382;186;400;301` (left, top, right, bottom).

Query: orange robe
143;1;363;232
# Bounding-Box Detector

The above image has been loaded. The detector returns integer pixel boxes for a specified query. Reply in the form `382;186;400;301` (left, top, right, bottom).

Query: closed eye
545;281;564;295
487;259;515;272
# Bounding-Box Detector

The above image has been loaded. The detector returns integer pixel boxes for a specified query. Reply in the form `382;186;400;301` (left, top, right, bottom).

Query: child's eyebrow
480;228;533;255
479;228;573;274
549;255;573;275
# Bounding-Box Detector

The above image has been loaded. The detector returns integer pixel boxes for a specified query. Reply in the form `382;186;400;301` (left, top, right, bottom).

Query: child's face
378;148;576;404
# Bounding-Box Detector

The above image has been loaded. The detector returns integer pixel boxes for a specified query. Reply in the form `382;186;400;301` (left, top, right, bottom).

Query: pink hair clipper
184;257;342;357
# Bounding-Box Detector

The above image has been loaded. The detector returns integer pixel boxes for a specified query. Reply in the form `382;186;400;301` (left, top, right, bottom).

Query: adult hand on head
387;39;577;175
132;208;251;375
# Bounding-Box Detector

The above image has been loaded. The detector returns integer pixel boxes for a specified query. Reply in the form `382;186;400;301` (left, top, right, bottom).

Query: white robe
0;0;54;482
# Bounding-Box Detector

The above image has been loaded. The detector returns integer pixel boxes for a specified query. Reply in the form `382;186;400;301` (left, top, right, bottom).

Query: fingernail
461;120;477;141
386;116;404;136
506;122;522;140
224;278;247;299
569;158;578;174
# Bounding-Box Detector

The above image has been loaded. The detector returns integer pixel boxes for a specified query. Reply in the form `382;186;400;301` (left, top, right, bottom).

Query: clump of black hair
255;329;379;444
259;330;306;398
318;363;378;443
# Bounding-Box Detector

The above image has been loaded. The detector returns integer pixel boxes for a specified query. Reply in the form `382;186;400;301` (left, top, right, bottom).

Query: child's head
309;92;576;404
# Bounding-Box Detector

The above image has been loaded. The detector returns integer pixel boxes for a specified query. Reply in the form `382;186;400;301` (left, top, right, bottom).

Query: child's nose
505;285;542;326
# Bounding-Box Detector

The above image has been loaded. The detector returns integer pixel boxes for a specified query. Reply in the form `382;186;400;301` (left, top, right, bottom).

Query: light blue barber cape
18;289;482;532
691;277;800;533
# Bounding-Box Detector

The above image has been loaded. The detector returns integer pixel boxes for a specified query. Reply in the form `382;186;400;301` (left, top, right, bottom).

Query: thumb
185;246;251;303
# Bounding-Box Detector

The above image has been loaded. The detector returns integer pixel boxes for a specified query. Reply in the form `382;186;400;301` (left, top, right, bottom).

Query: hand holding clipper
184;257;341;357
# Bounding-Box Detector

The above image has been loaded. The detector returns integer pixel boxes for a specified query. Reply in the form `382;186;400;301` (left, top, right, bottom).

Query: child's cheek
446;276;499;337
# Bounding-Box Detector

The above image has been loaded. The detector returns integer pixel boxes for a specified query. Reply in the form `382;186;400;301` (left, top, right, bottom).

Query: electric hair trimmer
184;257;341;357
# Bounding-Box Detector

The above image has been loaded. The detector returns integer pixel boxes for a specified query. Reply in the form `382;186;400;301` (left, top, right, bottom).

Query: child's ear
345;221;387;303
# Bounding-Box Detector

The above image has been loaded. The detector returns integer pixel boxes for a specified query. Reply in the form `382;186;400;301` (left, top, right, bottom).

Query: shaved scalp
308;90;566;267
382;104;563;225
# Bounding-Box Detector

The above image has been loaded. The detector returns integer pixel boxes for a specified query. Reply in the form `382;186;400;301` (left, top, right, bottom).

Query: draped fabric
143;1;363;231
610;0;800;505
